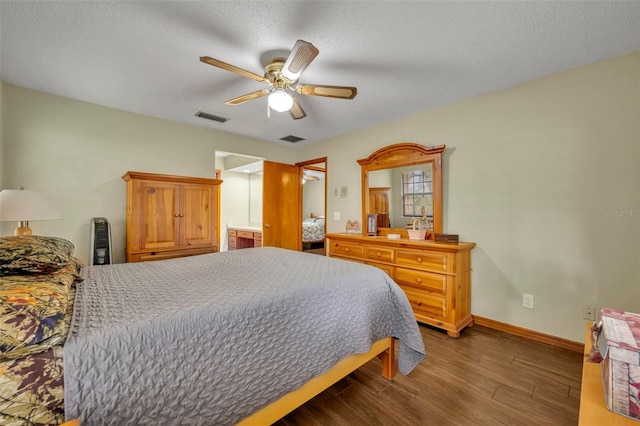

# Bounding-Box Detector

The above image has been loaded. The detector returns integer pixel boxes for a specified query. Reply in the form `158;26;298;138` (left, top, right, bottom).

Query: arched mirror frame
358;143;445;239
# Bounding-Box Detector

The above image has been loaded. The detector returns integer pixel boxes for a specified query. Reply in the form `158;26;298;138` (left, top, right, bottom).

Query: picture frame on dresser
367;214;378;236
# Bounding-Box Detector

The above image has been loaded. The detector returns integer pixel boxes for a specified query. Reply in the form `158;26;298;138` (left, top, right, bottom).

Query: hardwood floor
303;242;325;256
276;324;583;425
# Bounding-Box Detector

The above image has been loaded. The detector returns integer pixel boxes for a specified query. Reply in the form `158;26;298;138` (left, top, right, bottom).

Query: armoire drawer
394;267;446;294
396;249;450;273
329;241;364;258
131;246;215;262
364;245;395;263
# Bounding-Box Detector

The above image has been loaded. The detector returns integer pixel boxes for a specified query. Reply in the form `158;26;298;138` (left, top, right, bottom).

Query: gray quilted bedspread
64;247;425;425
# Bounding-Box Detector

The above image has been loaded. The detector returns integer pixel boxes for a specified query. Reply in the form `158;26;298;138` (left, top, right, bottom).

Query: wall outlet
522;293;534;309
583;305;596;321
333;212;341;220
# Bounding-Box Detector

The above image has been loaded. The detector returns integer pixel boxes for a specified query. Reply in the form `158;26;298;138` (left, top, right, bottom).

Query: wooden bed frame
61;337;395;426
239;336;395;425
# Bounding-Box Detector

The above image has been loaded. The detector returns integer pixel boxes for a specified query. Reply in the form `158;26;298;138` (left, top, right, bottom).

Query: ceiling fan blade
225;90;269;105
281;40;319;82
296;84;357;99
289;96;307;120
200;56;269;84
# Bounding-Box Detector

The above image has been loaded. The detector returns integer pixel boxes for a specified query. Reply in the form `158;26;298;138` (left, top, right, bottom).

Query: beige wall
0;85;295;263
297;51;640;342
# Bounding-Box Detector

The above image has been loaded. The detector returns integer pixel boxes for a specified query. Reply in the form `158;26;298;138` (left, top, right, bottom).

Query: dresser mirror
358;143;445;239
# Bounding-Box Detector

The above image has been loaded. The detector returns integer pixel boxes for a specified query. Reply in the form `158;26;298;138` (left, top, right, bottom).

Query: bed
0;235;425;425
302;216;325;243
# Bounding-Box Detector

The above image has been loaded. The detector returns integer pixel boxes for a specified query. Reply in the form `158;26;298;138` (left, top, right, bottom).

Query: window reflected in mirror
369;163;434;230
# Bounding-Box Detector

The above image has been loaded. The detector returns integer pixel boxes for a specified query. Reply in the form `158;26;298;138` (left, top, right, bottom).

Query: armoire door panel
140;182;178;249
181;185;214;246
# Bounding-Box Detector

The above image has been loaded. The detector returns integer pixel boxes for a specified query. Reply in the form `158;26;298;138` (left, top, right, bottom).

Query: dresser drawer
228;236;237;247
364;245;395;263
228;229;237;237
400;286;446;320
328;241;364;258
365;262;394;277
396;249;449;273
394;268;446;294
238;230;254;239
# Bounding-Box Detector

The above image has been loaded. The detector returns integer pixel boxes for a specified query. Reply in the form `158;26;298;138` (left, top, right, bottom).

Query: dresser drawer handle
416;277;422;284
416;257;423;263
376;251;381;257
415;299;422;306
345;247;349;252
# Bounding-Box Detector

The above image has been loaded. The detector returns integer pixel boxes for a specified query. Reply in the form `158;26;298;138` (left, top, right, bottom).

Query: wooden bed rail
238;336;396;425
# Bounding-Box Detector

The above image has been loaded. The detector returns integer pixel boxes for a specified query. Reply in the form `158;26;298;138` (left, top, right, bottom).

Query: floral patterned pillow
0;236;74;276
0;262;82;361
0;346;65;425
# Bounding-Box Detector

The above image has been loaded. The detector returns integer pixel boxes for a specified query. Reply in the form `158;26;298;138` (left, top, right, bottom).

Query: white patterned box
598;308;640;421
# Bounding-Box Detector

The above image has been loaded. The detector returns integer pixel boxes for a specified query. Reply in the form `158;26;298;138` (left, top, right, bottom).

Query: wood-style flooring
275;324;584;426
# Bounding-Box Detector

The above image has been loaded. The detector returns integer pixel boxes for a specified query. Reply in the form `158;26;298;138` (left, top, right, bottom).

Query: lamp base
15;221;32;236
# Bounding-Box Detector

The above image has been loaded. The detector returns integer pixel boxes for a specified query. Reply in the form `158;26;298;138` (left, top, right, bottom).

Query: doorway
369;187;391;228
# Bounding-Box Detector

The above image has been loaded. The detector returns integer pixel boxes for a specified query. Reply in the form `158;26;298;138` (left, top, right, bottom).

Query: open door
369;187;391;228
263;161;301;250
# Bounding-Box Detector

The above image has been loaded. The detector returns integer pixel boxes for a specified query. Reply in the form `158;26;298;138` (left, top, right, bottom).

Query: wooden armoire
122;171;222;263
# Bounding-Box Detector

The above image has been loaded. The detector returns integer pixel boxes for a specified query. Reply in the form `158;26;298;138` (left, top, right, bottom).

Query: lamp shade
268;89;294;112
414;196;430;207
0;189;62;222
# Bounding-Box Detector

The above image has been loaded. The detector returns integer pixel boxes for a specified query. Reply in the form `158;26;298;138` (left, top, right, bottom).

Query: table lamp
0;187;62;236
414;196;430;219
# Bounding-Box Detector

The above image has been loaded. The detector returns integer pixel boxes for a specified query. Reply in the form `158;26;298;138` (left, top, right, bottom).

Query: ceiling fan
200;40;357;120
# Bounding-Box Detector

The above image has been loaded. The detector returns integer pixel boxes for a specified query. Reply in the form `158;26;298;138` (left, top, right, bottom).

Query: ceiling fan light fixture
268;89;293;112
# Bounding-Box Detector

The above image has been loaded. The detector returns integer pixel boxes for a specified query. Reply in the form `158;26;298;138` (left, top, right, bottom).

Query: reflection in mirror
369;163;433;229
301;162;326;253
359;143;444;239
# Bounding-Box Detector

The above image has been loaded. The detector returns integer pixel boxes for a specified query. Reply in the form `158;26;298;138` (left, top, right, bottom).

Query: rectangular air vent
195;111;229;123
279;135;305;143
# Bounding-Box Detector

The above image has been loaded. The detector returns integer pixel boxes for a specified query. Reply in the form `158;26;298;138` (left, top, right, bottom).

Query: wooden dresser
228;227;262;250
123;171;222;262
326;233;476;338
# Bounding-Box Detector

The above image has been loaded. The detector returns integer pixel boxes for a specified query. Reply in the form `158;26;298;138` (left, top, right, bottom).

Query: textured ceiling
1;1;639;147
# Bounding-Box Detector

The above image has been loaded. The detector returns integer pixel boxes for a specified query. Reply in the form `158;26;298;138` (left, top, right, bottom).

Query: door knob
265;224;271;228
